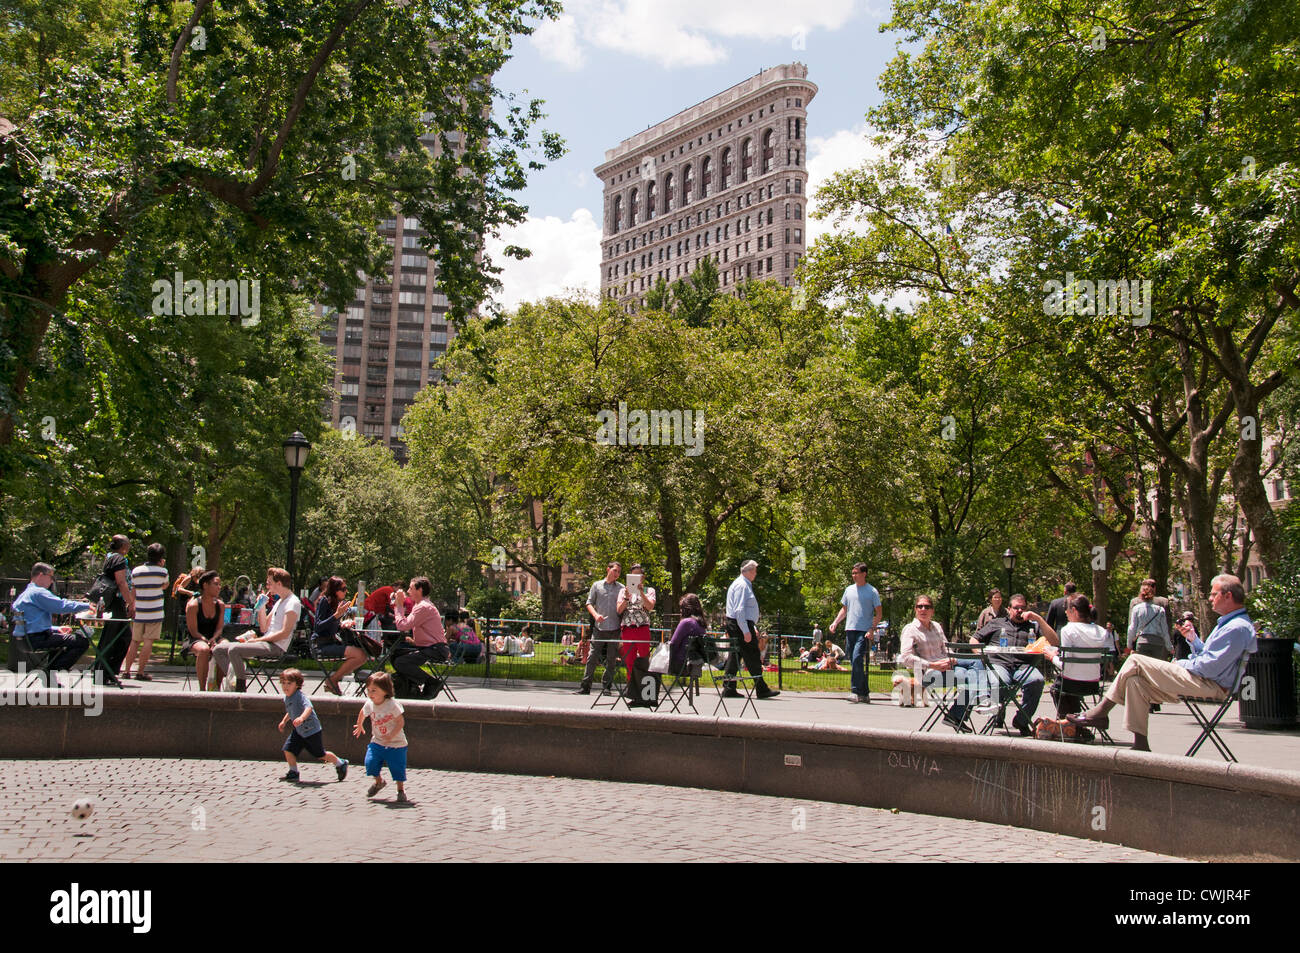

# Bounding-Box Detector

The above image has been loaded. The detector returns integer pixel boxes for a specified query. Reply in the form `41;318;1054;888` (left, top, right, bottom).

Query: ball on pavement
70;798;94;820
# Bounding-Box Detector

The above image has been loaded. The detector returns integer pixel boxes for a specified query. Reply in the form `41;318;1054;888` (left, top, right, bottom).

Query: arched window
701;156;712;198
720;147;733;189
646;180;657;220
664;172;675;213
629;187;639;226
766;207;773;225
612;195;622;233
761;130;775;174
682;164;694;203
740;138;753;182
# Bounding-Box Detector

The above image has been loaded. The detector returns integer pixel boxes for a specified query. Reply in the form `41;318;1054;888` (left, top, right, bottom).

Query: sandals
1066;712;1108;730
322;676;342;696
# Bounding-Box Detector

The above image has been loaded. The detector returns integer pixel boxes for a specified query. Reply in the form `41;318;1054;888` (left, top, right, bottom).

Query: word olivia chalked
50;883;151;933
151;270;261;326
595;402;705;457
1041;273;1152;326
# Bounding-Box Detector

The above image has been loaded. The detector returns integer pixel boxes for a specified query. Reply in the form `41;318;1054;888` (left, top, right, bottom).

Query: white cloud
543;0;861;69
487;208;602;311
530;14;585;70
805;125;884;247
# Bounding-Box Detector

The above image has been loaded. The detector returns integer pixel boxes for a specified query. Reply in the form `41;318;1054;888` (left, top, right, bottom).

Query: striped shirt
131;564;170;623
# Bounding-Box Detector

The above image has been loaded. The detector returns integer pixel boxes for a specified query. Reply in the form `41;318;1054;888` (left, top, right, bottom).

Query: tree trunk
1150;457;1174;593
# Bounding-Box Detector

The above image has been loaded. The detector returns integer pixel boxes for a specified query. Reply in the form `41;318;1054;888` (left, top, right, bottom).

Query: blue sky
486;0;903;308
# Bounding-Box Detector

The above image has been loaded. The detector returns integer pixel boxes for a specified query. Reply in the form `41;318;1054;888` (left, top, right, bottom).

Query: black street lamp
283;431;311;583
1001;548;1017;598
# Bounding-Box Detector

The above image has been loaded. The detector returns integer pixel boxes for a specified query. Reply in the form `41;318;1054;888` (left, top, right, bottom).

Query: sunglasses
915;604;933;610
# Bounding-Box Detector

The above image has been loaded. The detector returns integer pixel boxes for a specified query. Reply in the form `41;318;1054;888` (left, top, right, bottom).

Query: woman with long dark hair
314;576;372;695
185;570;227;691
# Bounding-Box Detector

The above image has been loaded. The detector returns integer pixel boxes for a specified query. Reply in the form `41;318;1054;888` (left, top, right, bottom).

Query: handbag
648;642;671;674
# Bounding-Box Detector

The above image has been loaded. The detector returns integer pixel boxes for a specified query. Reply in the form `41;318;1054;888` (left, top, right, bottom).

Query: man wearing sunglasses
973;594;1057;735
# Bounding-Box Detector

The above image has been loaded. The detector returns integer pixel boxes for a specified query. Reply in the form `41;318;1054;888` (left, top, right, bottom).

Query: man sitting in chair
1069;574;1256;751
972;594;1057;736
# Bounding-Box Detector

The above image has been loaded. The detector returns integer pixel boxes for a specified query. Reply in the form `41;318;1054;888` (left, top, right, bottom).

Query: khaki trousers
1104;654;1226;737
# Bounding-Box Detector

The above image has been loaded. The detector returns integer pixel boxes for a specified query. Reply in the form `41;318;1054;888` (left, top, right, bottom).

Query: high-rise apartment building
317;131;456;463
595;63;816;311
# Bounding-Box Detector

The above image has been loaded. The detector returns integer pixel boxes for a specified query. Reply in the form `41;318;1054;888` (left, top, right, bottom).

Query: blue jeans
991;661;1044;721
845;630;870;697
950;658;989;724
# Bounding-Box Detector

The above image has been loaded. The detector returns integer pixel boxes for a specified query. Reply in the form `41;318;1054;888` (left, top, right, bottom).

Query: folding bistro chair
419;653;460;702
708;634;760;719
307;635;347;695
245;635;306;694
658;662;701;714
1180;650;1253;762
9;620;56;687
87;614;128;688
353;631;402;697
920;642;983;733
1050;645;1116;744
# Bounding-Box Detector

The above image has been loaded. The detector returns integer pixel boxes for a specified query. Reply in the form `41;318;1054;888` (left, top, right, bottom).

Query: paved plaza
0;758;1183;863
95;666;1300;773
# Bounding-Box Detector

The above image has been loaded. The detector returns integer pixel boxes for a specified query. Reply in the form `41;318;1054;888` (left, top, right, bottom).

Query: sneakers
756;686;781;700
134;672;153;681
282;770;300;782
573;685;591;695
847;694;863;704
336;759;349;781
973;701;997;715
395;789;409;804
367;777;387;798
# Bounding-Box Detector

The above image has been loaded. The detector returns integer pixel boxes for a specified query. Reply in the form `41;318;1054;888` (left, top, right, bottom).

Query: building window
720;147;732;190
740;137;753;182
794;118;802;140
701;156;712;197
761;130;774;173
613;195;622;233
629;188;639;226
664;171;675;212
646;179;657;220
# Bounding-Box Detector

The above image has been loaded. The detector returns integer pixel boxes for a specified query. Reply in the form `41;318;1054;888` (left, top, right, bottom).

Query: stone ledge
4;692;1299;860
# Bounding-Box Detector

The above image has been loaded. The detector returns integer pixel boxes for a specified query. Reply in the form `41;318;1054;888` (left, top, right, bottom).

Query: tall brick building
596;63;816;312
317;130;456;462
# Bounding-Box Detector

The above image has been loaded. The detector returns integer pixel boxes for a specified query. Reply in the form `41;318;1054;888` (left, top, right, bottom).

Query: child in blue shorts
353;672;409;802
278;669;348;782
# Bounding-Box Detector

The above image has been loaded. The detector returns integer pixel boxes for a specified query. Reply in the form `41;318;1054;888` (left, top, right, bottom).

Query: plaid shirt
898;619;946;670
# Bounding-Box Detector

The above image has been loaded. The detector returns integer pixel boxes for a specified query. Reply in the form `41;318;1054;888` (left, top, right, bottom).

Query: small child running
278;669;348;782
353;672;409;802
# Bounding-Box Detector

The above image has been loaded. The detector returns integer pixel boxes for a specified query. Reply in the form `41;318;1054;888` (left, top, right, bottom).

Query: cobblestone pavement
0;759;1184;863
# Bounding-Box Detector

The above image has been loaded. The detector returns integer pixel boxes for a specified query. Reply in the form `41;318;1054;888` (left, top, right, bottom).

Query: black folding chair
1050;646;1116;744
708;635;760;719
245;636;306;694
353;632;402;697
9;631;56;687
919;642;984;733
307;635;346;695
658;661;702;714
420;653;460;702
1180;651;1253;762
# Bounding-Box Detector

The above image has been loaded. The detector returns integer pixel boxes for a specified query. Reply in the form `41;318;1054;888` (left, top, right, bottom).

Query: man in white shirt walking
121;543;169;681
723;560;779;700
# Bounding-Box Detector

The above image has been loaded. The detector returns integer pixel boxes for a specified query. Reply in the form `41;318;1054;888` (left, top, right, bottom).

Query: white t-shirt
362;697;407;748
267;593;302;650
1056;622;1115;681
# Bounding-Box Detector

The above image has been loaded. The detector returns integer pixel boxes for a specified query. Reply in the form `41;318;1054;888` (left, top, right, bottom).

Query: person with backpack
90;534;135;682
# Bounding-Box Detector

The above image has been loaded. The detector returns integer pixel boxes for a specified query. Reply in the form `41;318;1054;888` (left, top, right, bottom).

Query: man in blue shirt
1070;574;1257;751
11;563;91;670
723;560;779;700
829;563;881;703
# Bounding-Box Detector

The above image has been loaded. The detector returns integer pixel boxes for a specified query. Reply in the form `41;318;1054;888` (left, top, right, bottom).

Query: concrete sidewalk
75;664;1300;775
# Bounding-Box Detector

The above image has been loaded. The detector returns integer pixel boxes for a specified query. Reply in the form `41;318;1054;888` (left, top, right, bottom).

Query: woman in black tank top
186;571;226;691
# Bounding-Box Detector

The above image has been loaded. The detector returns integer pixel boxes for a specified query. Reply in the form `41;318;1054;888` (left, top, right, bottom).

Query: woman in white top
1045;593;1115;715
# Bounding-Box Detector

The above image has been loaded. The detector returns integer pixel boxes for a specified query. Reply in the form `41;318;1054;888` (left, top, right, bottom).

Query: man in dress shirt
723;560;779;699
1070;574;1256;751
12;562;91;671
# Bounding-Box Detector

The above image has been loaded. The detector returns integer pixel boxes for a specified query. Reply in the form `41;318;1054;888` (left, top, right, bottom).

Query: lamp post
283;431;311;584
1001;548;1017;598
884;584;893;655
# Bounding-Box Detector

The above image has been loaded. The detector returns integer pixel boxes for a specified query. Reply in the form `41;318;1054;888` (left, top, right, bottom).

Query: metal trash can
1238;637;1298;729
